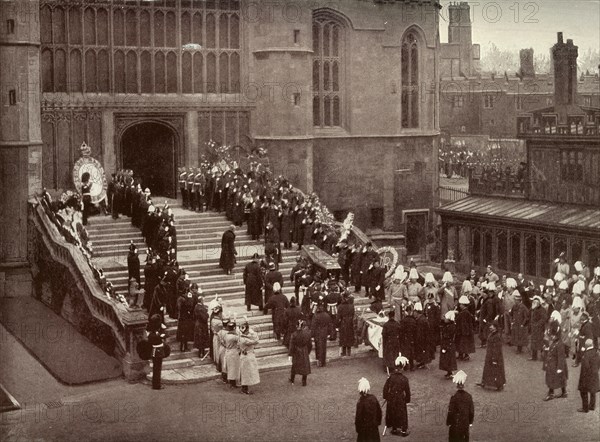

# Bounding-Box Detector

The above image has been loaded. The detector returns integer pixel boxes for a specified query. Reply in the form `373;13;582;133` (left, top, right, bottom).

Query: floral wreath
377;246;399;278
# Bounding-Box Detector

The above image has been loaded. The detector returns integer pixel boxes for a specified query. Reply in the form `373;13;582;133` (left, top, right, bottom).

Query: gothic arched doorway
121;122;177;198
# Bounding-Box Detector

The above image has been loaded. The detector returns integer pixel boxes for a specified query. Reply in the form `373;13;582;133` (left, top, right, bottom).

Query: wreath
377;246;399;278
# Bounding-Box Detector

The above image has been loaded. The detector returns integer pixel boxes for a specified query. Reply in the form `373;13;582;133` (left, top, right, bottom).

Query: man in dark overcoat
219;225;236;275
283;297;303;348
311;305;332;367
399;305;417;371
243;253;264;311
383;354;411;437
289;319;312;386
338;292;355;356
360;243;379;297
414;302;432;368
264;262;283;314
529;296;547;361
578;338;599;412
351;246;363;293
447;370;474;442
510;292;529;353
382;310;402;373
476;320;505;391
456;296;475;361
356;377;382;442
440;311;458;379
265;282;290;340
127;243;141;285
543;324;568;401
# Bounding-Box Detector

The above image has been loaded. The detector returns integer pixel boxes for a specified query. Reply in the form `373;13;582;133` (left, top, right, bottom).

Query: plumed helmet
574;261;584;272
506;278;517;289
558;280;569;290
553;272;564;282
442;272;454;283
453;370;467;385
445;310;456;322
424;273;436;284
358;377;371;394
458;295;470;305
409;268;419;280
395;353;409;367
461;280;473;294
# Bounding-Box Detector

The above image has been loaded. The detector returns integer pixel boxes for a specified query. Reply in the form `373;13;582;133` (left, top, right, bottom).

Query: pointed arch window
401;32;419;128
313;13;345;128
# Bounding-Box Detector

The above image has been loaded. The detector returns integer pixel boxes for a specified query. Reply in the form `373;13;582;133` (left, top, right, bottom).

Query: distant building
439;3;600;138
438;33;600;279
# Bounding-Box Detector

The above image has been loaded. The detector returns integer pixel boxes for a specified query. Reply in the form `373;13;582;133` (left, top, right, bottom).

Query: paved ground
1;326;598;442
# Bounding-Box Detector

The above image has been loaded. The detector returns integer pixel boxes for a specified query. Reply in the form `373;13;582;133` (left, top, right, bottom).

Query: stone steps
87;200;381;384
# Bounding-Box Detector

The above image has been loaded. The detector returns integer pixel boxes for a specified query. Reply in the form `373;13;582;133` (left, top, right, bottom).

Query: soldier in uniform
325;283;342;341
80;172;92;226
356;377;382;442
147;314;167;390
187;168;196;211
440;311;458;379
289;319;312;386
264;262;283;314
312;304;332;367
456;296;476;361
265;282;290;341
382;310;402;374
338;291;355;356
238;317;260;395
195;168;206;212
383;354;412;437
447;370;474;442
178;167;188;209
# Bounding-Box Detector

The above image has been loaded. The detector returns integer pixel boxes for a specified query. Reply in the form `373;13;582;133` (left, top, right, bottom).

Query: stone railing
28;199;149;381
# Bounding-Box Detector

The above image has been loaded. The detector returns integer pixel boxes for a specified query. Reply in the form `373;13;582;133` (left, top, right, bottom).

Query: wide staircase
87;201;378;384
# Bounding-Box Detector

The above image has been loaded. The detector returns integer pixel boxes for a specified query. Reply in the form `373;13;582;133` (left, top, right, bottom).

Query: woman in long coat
477;321;506;391
289;320;312;386
439;311;458;379
543;327;568;401
337;294;355;356
383;356;411;437
193;299;210;358
238;321;260;394
219;225;236;275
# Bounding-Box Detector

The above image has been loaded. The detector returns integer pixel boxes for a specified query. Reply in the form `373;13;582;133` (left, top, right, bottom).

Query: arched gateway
120;122;178;198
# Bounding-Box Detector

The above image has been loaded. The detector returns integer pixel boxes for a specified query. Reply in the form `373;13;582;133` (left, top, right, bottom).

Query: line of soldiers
179;165;340;256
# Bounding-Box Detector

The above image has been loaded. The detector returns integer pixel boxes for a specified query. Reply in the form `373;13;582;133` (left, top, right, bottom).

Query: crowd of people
438;140;527;181
38;188;128;307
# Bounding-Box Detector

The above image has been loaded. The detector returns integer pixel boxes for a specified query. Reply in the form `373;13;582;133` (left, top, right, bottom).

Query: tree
479;43;518;75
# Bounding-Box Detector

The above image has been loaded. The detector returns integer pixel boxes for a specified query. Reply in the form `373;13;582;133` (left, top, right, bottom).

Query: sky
438;0;600;56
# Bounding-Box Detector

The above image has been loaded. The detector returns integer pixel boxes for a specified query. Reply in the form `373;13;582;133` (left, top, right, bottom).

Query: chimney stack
519;48;535;78
552;32;578;106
